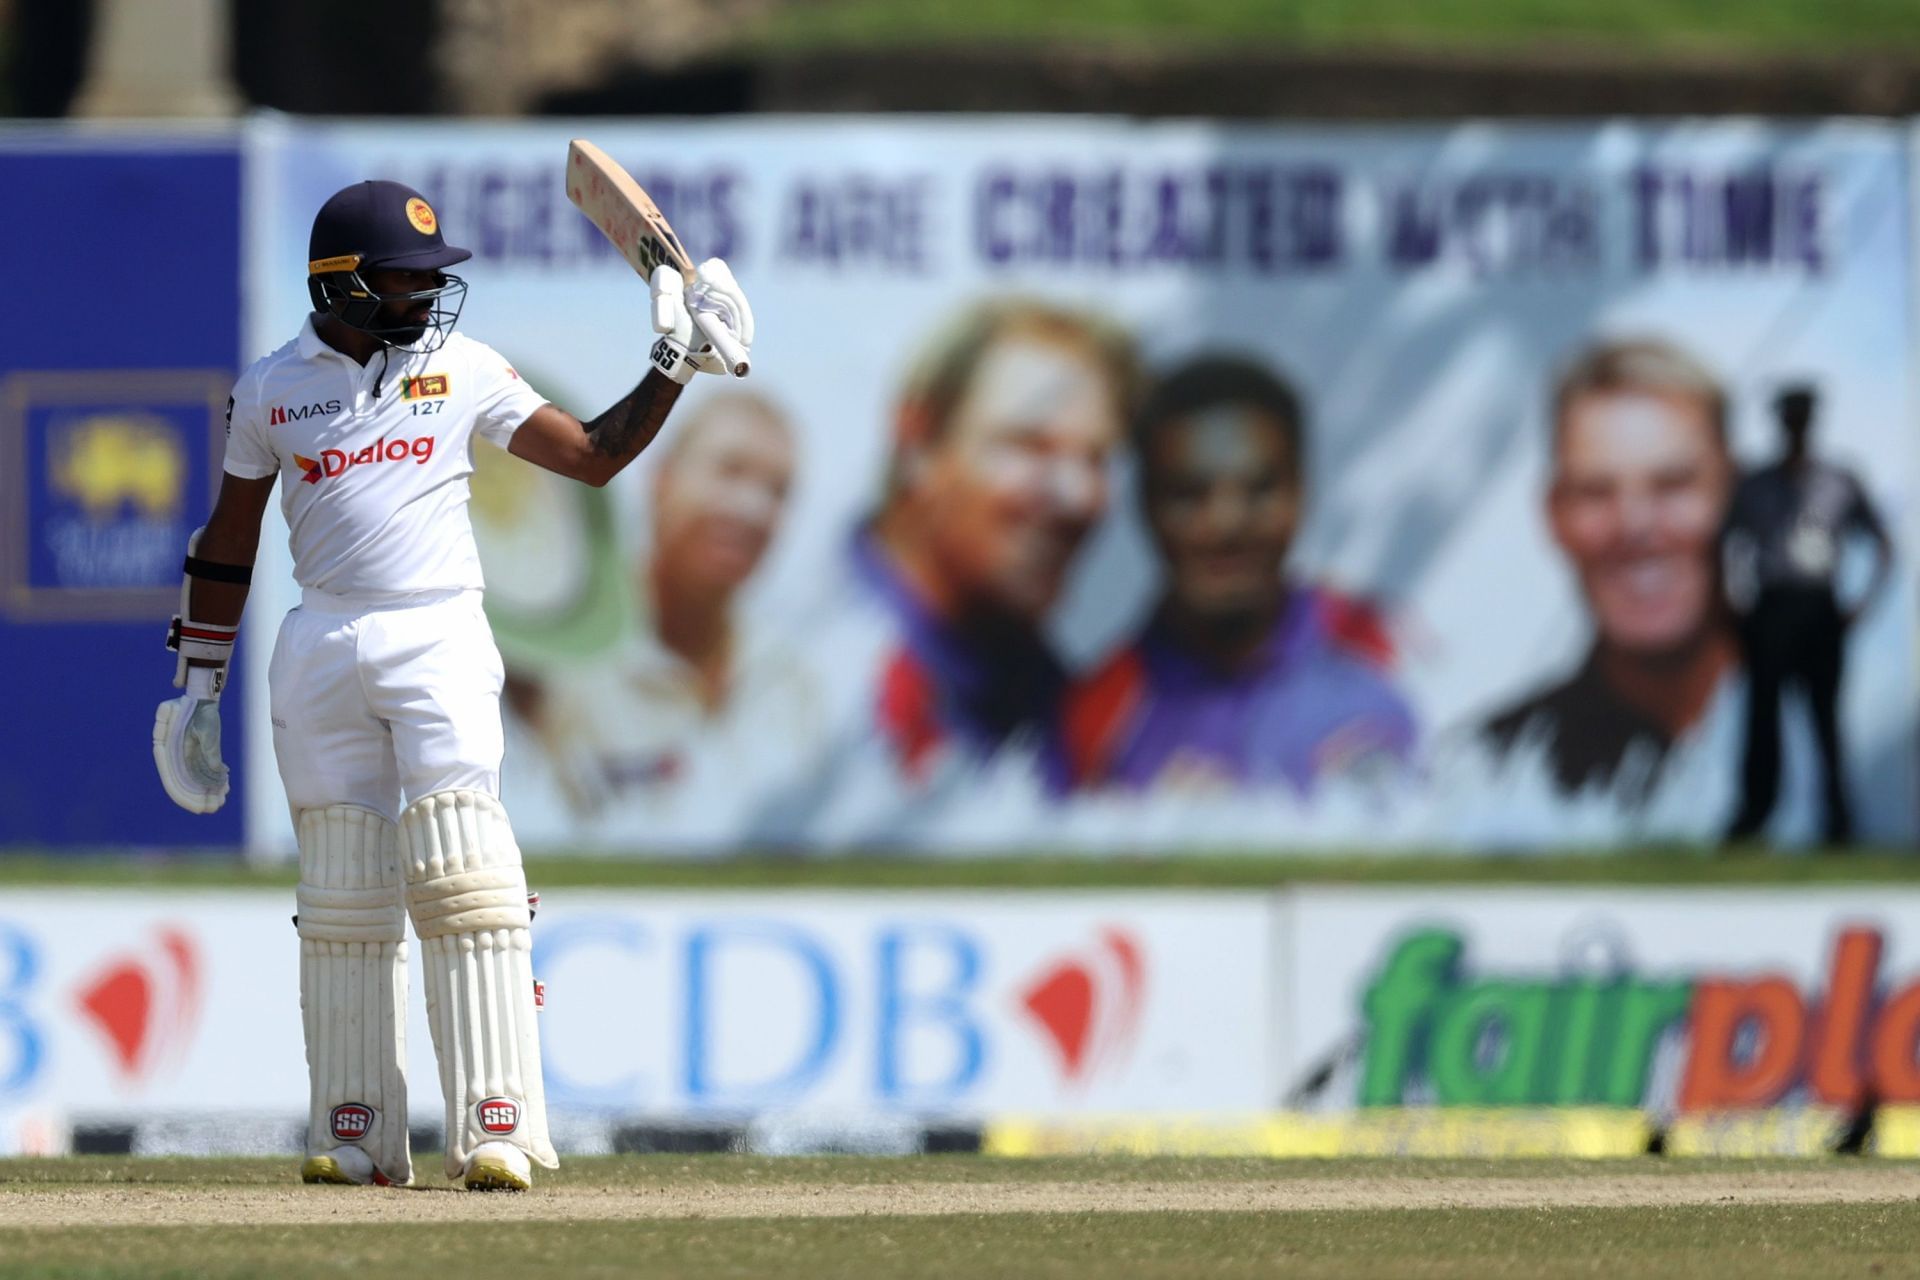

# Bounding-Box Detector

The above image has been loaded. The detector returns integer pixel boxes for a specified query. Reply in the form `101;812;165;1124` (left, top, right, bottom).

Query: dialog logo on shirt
293;435;437;484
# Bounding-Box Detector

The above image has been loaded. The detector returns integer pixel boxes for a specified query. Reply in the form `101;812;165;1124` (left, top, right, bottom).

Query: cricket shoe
300;1145;395;1187
462;1141;532;1192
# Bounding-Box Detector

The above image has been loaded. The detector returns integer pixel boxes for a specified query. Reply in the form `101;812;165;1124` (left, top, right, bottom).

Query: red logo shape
1016;928;1146;1084
331;1103;375;1142
73;928;202;1087
477;1096;520;1135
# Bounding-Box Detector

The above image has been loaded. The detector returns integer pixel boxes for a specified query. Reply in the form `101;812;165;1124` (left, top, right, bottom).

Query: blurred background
5;0;1920;1161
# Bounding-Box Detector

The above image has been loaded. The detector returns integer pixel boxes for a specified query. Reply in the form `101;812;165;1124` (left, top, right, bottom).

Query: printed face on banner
653;394;795;594
1549;388;1733;657
1144;404;1302;624
908;331;1123;623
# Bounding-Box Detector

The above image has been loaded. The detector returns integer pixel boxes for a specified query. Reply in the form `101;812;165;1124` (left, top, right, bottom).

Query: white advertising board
0;889;1274;1148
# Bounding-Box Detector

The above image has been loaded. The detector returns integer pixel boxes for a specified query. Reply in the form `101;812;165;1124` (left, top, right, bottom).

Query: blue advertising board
0;139;244;847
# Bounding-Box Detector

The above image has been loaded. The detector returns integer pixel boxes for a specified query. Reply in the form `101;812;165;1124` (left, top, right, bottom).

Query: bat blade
566;138;690;277
566;138;749;377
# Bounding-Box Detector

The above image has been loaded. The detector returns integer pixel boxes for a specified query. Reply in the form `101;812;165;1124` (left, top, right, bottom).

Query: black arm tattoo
585;374;681;464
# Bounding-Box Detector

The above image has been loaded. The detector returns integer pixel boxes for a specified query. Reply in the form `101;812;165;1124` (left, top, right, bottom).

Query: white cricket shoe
462;1141;532;1192
301;1145;390;1186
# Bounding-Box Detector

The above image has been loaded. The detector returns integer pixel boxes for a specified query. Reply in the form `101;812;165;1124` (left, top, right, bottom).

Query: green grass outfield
0;846;1913;890
736;0;1920;57
5;1155;1920;1279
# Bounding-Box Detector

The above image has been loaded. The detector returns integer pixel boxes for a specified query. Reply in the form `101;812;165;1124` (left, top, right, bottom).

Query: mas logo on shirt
293;435;436;484
268;399;342;427
401;374;450;400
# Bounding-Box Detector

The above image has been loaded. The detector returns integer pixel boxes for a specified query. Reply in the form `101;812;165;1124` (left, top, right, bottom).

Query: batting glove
153;666;229;814
650;258;754;382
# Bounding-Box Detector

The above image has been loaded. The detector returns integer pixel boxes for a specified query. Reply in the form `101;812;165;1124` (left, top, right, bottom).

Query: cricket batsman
150;179;752;1191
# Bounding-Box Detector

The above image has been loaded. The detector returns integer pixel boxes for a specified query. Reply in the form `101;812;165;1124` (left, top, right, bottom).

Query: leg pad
401;789;557;1178
296;804;410;1186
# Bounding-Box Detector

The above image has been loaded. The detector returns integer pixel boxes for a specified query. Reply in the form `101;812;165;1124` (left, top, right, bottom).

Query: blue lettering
780;175;930;270
1721;172;1775;265
685;923;837;1104
978;170;1015;264
1633;166;1664;269
1632;165;1824;274
876;925;984;1102
0;926;43;1093
1291;169;1342;267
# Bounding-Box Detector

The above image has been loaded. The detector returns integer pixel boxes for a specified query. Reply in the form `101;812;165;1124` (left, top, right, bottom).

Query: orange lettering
1872;982;1920;1102
1809;928;1881;1107
1678;977;1806;1111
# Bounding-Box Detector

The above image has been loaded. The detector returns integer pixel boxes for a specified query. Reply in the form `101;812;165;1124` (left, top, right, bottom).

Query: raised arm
506;375;684;488
506;257;754;488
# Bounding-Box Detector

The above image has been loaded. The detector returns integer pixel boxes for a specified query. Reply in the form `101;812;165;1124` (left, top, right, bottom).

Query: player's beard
381;306;432;346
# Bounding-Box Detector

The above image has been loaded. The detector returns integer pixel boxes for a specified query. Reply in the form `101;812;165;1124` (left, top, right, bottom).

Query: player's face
1549;390;1731;657
655;407;794;592
1145;406;1300;622
919;332;1121;622
362;267;443;342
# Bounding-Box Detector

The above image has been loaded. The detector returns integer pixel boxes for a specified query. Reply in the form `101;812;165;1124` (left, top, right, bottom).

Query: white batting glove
649;258;754;382
153;667;229;814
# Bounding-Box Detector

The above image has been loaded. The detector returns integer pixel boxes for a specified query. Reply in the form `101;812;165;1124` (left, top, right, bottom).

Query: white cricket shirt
224;317;548;600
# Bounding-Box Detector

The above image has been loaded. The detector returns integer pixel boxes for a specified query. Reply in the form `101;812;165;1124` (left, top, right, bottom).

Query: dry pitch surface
6;1156;1920;1278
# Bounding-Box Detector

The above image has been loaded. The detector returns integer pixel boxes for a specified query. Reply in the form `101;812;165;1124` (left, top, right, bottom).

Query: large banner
1282;886;1920;1116
0;888;1272;1147
239;119;1918;856
0;134;246;848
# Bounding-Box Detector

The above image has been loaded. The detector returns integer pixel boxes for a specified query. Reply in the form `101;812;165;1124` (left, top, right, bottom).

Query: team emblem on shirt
402;374;450;399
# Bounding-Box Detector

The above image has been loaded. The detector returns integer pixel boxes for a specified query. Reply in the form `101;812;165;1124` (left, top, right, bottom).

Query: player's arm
507;257;754;488
507;376;685;488
186;471;278;643
1844;475;1895;626
154;471;277;814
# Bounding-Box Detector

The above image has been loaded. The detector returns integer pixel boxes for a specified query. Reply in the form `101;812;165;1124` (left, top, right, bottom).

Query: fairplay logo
1359;925;1920;1112
294;435;436;484
1015;928;1146;1085
72;927;201;1088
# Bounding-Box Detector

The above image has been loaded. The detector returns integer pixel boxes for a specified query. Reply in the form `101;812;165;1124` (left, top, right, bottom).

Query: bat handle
694;312;751;378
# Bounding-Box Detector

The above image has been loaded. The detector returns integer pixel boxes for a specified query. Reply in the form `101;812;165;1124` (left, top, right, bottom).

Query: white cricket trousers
269;587;505;820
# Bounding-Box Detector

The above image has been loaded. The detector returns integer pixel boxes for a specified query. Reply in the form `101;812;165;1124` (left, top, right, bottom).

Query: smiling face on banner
1549;387;1733;660
914;328;1124;624
652;394;796;596
1145;404;1302;627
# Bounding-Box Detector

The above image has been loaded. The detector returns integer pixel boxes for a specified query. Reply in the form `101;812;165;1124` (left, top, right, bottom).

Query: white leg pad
296;804;411;1186
400;789;557;1178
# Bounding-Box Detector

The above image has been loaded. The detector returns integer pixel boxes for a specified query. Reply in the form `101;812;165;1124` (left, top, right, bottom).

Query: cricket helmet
307;180;471;353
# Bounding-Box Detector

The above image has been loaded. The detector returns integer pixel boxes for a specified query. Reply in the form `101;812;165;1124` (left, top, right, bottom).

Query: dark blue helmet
306;180;472;353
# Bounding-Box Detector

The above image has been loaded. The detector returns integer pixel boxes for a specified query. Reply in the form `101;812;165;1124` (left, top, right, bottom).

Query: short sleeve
467;341;550;447
222;371;279;479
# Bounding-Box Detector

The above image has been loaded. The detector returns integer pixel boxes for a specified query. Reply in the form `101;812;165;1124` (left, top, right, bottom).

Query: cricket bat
566;138;750;378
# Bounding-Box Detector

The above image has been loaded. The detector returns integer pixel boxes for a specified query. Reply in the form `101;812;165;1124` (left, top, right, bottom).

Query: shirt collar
296;314;332;361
